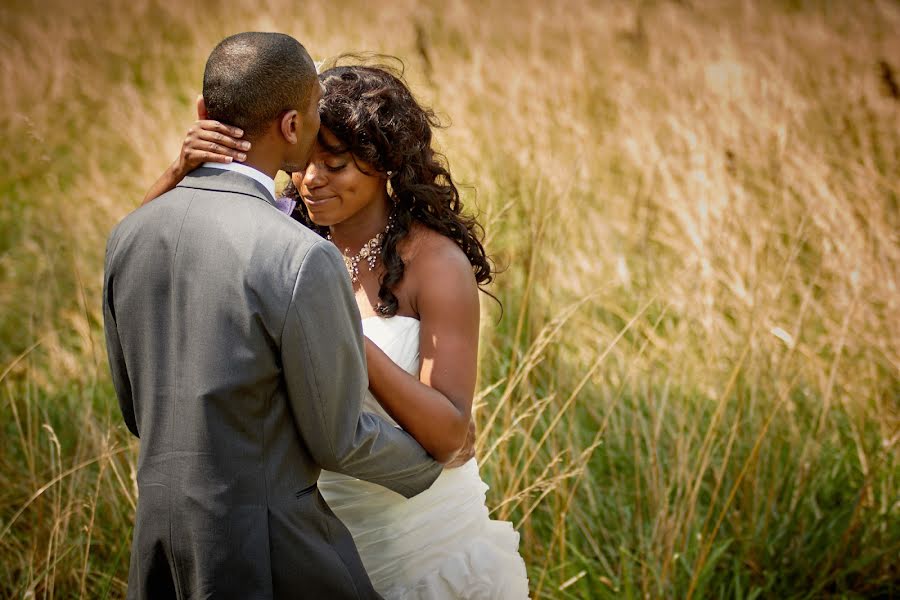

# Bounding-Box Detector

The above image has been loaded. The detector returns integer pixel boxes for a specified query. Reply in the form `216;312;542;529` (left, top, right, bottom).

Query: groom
102;32;442;599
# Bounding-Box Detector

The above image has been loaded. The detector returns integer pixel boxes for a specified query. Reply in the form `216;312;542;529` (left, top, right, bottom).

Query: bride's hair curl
283;55;495;316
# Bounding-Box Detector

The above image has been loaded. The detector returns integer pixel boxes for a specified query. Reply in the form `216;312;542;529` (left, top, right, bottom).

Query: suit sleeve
281;241;442;497
102;231;139;438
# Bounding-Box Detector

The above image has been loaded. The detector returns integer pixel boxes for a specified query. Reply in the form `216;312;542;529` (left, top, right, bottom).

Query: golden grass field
1;0;898;597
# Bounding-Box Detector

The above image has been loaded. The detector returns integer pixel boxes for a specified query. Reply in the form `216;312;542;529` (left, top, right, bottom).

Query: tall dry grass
1;0;898;597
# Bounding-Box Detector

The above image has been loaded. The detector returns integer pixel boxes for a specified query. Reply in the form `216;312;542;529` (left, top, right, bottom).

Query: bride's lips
303;195;335;207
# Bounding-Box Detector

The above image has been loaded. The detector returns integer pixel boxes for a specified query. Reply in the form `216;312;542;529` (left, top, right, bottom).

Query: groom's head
203;32;320;170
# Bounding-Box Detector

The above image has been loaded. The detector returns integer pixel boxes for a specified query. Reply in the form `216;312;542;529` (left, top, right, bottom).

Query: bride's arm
142;119;249;205
364;241;480;465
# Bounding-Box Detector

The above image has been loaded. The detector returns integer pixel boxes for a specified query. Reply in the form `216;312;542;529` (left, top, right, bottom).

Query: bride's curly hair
283;56;495;316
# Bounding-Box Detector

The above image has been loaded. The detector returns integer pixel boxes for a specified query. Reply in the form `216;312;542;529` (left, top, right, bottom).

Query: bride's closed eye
325;161;347;172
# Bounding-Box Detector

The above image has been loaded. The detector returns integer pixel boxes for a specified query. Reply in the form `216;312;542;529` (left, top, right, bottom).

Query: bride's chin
308;214;339;228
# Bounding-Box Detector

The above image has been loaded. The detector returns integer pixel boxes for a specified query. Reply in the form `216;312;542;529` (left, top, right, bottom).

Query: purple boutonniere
274;198;297;215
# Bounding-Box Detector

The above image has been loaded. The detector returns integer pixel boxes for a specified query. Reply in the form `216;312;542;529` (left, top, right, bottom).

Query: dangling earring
386;170;398;206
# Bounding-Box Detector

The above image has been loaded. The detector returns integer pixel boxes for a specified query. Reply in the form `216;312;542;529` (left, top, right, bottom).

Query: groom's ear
196;95;208;120
279;110;300;144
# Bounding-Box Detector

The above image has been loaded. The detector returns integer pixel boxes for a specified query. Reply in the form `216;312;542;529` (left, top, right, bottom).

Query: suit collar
177;166;277;209
201;162;277;202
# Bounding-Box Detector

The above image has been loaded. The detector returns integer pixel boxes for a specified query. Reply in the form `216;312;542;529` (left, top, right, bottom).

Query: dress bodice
359;315;421;426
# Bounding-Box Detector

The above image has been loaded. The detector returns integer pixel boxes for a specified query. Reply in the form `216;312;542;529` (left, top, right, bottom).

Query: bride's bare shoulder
402;223;473;275
402;223;478;314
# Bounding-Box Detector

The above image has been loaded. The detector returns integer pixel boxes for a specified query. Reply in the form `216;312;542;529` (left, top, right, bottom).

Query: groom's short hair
203;32;317;139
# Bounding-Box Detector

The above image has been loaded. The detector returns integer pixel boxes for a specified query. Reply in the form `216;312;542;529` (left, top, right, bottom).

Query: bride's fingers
193;119;245;141
185;150;237;164
174;120;249;171
194;129;250;153
190;138;247;162
192;121;250;150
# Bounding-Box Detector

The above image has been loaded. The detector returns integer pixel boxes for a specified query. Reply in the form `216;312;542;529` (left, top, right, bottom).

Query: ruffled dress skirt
318;458;529;599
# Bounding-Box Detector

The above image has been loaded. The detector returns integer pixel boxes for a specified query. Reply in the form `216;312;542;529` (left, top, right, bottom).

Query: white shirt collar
202;162;277;203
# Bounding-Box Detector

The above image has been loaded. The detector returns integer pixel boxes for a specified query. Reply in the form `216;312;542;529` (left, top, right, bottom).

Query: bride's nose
303;162;326;189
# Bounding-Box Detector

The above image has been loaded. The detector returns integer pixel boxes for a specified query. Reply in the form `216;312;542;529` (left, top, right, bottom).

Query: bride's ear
196;94;208;120
279;110;300;144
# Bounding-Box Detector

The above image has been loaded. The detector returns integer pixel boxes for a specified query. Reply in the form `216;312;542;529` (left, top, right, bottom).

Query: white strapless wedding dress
319;316;530;599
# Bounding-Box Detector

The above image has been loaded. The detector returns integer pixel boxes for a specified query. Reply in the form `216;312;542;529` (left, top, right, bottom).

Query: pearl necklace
327;217;393;283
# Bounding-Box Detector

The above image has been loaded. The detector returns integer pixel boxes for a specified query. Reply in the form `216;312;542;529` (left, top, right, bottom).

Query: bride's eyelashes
325;162;347;172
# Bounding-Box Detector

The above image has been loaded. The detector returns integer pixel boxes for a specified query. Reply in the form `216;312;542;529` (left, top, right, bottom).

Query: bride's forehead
314;127;349;157
318;127;340;146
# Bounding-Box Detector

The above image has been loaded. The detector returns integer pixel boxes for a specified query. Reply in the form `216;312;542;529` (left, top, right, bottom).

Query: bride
144;60;529;599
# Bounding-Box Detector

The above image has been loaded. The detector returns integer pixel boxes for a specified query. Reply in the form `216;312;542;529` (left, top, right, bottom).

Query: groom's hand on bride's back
444;419;477;469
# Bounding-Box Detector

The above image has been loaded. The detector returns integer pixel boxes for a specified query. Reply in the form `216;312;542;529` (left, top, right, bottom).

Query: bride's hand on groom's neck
176;120;249;176
142;111;250;206
179;95;250;171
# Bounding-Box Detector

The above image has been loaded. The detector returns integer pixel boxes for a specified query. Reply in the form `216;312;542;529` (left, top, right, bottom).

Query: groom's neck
240;140;283;180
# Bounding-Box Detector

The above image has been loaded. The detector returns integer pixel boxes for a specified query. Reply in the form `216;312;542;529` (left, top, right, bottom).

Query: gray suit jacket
102;167;442;600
